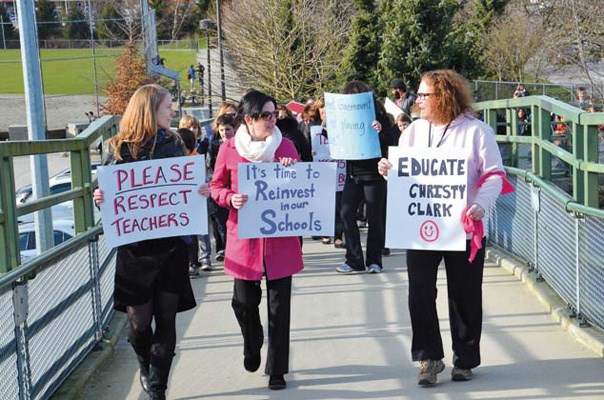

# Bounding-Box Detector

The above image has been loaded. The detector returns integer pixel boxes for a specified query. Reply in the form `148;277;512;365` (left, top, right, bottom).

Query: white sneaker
367;264;383;274
336;264;365;274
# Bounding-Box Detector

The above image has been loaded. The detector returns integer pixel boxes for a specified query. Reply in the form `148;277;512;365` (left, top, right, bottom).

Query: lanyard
428;122;452;148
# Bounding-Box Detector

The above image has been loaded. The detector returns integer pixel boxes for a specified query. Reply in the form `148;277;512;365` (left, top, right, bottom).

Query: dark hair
176;128;196;153
237;89;277;122
216;113;235;128
390;79;407;91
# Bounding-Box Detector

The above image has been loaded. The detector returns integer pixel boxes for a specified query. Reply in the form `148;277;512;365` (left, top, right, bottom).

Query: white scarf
234;124;282;163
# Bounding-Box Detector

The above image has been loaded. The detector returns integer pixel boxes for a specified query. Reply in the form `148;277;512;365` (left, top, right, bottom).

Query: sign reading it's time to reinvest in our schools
237;162;337;239
324;91;382;160
385;146;468;251
97;155;208;248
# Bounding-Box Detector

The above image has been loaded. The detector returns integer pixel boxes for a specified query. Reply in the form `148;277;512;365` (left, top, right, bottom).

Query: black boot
128;329;152;393
148;354;174;400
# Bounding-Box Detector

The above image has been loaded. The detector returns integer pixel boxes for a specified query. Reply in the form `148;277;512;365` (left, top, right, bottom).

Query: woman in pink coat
210;89;303;390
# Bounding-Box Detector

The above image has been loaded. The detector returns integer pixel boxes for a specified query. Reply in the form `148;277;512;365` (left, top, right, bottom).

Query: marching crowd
94;69;509;399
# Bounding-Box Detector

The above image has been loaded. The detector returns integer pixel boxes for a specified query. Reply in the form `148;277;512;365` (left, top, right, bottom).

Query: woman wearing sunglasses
210;89;303;390
378;70;506;386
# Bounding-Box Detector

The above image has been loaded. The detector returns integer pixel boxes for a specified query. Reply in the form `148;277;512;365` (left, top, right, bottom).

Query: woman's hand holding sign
278;157;296;168
465;203;485;221
198;183;210;197
230;193;248;210
372;120;382;133
93;188;104;207
377;158;392;177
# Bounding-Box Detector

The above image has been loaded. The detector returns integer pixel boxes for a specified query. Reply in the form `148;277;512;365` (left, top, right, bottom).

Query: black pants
407;238;486;369
340;177;386;269
334;191;344;240
232;276;292;375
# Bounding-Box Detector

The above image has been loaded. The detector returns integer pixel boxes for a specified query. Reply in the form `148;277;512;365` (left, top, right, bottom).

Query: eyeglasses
258;111;279;121
417;93;434;101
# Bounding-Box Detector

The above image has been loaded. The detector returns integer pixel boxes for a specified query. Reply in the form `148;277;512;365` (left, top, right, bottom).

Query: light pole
200;19;216;117
216;0;226;101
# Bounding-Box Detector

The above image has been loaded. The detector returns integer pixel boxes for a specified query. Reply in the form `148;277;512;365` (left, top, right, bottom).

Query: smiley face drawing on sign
419;220;439;242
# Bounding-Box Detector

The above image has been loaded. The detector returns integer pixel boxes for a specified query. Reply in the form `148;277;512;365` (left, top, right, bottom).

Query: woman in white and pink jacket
378;69;509;387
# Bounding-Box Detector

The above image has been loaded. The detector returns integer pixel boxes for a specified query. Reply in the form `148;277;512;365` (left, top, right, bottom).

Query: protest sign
237;162;337;238
385;147;468;251
324;92;381;160
97;155;208;248
384;97;403;120
310;125;346;191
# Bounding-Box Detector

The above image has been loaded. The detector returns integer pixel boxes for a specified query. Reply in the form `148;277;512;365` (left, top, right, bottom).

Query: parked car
15;162;100;205
18;219;75;263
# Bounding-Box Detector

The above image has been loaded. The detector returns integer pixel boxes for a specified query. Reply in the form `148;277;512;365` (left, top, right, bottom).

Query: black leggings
127;291;180;359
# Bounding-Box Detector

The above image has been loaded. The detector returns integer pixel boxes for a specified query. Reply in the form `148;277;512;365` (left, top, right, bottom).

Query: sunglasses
258;111;279;121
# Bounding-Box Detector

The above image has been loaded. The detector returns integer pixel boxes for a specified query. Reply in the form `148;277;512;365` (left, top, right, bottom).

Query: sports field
0;48;197;95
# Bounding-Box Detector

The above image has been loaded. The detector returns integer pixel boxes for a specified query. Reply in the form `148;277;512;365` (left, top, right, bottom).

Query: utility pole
216;0;226;101
1;15;6;50
87;0;100;117
15;1;53;256
200;19;215;117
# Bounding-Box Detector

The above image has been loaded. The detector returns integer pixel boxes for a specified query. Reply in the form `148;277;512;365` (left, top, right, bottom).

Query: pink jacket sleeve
210;143;234;209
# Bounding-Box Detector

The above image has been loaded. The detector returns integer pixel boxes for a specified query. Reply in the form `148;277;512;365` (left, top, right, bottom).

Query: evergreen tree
36;0;60;40
0;3;18;42
341;0;380;89
63;6;89;40
376;0;461;95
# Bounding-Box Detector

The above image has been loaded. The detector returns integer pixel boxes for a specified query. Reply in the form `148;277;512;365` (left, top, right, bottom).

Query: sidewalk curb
487;247;604;358
52;312;129;399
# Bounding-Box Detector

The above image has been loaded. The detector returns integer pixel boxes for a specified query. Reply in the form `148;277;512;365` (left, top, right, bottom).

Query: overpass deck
62;237;604;400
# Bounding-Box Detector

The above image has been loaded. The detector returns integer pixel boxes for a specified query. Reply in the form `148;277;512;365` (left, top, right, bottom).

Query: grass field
0;47;197;95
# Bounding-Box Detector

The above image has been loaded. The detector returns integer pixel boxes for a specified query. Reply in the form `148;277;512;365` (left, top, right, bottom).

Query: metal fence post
13;281;32;400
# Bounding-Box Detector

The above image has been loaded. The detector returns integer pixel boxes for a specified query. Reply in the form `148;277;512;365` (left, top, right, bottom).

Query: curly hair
421;70;474;125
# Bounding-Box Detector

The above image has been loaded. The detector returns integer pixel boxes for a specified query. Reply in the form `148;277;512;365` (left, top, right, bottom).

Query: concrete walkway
76;236;604;400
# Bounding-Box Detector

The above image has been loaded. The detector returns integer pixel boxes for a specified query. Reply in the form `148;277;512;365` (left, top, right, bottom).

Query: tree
341;0;381;89
94;0;142;42
36;0;61;40
103;41;155;115
540;0;604;90
222;0;355;101
375;0;461;95
0;3;18;42
63;6;89;40
482;1;546;82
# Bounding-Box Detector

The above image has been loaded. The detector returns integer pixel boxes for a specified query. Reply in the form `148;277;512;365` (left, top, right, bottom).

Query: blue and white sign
324;92;381;160
237;162;336;238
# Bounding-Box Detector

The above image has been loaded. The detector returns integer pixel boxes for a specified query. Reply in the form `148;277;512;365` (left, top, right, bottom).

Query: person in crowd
187;65;196;92
513;83;529;98
575;86;589;110
389;112;412;144
93;84;209;400
206;113;238;263
378;69;507;386
179;115;212;274
517;108;531;136
276;115;312;162
277;104;294;120
196;62;205;91
210;89;303;390
298;103;313;136
302;100;322;147
390;79;417;117
337;81;392;274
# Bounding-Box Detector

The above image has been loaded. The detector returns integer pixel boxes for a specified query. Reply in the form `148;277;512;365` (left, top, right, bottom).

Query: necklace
428;121;452;148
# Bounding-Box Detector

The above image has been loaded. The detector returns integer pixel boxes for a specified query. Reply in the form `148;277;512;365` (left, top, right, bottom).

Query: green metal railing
0;115;119;273
475;95;604;209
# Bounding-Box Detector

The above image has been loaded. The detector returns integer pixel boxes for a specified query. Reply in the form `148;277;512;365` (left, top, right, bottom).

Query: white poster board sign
237;162;337;238
324;92;381;160
97;155;208;248
384;97;403;120
385;147;468;250
310;125;346;192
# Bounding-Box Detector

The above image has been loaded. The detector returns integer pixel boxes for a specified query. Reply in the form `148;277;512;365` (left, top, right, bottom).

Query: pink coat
210;137;304;281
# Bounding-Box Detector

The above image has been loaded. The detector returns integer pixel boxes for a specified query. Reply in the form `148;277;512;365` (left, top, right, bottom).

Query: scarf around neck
234;124;282;163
